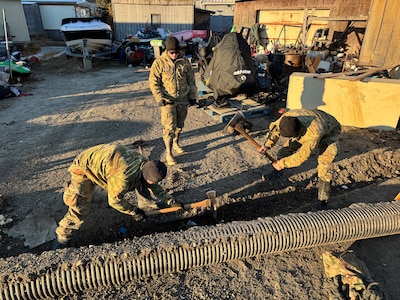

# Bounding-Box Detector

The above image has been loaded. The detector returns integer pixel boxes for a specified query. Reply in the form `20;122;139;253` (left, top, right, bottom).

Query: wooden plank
348;67;387;81
312;55;322;69
359;0;400;68
313;69;371;79
305;56;316;73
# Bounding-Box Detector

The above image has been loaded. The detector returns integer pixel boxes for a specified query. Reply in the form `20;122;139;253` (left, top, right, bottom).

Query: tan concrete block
286;72;400;130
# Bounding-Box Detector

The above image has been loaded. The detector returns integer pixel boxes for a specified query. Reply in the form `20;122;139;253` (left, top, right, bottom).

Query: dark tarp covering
203;32;257;98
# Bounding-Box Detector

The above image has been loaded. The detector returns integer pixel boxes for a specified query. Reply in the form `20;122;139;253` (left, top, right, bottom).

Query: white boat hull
60;18;114;58
65;38;113;55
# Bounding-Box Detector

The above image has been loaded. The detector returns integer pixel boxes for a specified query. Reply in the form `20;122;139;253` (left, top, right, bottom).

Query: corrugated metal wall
0;0;30;44
39;5;76;30
112;2;194;40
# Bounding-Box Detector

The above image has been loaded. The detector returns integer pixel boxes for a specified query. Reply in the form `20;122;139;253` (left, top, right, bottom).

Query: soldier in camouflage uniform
149;36;198;166
54;143;179;249
258;109;341;210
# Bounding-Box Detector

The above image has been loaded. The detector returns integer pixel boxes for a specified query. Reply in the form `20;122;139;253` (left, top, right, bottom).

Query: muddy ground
0;47;399;299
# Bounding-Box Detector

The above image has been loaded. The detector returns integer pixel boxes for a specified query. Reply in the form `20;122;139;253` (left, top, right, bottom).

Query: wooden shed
234;0;399;69
358;0;400;69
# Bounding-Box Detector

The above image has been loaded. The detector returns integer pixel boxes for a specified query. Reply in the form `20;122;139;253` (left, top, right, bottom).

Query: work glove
188;99;197;106
157;199;183;209
132;207;146;221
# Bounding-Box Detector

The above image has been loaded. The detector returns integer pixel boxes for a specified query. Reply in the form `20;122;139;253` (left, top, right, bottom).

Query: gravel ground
0;49;399;299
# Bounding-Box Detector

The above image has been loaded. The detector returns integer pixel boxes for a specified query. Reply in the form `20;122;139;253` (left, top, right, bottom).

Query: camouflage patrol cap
142;160;167;183
279;116;301;137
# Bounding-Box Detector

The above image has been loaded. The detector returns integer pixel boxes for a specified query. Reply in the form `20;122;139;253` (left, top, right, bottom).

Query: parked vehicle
60;18;116;69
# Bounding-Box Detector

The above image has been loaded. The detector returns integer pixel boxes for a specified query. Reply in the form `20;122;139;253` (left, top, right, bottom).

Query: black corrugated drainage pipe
1;201;400;300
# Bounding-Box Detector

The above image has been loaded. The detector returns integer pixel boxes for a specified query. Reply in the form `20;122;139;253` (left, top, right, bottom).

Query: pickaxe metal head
223;112;254;135
223;112;246;134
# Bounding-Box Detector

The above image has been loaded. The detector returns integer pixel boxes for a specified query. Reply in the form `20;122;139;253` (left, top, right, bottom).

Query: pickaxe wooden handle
145;199;211;216
234;123;277;163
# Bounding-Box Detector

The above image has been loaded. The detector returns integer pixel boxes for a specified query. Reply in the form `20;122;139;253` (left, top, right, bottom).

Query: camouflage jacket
68;144;171;215
149;50;197;105
264;109;341;168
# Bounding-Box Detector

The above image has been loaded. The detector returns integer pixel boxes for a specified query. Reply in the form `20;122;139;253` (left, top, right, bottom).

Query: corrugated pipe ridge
2;201;400;300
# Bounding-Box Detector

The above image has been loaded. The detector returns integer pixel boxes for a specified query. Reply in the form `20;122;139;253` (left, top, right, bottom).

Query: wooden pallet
196;79;212;96
202;96;270;123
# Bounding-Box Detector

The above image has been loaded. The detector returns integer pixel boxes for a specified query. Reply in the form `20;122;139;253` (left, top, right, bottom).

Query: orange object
278;108;287;114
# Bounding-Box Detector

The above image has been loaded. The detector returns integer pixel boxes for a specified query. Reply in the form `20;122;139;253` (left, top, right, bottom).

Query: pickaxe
145;190;218;218
223;112;276;163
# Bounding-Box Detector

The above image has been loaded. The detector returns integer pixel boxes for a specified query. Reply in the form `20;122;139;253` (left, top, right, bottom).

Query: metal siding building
22;0;93;40
111;0;195;41
195;0;234;33
39;4;76;30
0;0;30;44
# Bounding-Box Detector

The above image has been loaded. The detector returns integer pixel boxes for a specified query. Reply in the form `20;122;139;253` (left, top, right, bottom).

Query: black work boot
314;200;328;211
313;179;330;211
262;168;284;181
52;238;70;250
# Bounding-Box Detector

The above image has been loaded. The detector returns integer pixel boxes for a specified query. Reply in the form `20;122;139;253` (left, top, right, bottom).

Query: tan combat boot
173;129;185;154
164;136;176;166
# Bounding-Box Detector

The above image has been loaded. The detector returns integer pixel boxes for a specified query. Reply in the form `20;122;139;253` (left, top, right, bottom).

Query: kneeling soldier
54;143;180;249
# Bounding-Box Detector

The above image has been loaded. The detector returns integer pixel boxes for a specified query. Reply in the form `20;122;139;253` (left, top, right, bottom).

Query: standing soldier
54;143;180;249
149;36;198;166
258;109;341;210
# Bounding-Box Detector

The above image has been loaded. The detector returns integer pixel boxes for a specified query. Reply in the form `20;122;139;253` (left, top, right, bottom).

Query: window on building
151;14;161;28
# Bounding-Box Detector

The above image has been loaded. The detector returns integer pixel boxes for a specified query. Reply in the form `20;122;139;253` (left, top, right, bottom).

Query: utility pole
2;8;13;83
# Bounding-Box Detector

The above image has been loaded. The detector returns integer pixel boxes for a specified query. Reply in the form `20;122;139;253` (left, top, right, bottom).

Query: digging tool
206;189;217;220
395;192;400;201
224;112;276;163
145;191;217;216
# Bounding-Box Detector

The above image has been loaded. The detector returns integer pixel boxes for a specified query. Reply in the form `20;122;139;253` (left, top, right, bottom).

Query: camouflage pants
277;130;340;182
161;103;188;139
55;170;94;243
55;169;151;243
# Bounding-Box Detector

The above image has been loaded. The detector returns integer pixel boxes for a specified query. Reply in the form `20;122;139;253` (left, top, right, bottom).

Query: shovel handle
234;124;277;163
145;199;211;216
145;206;182;216
184;199;210;209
